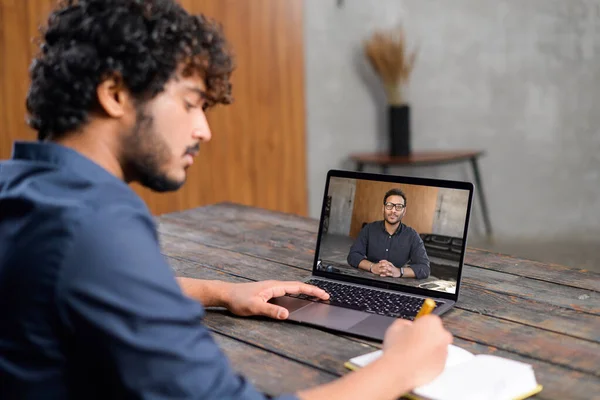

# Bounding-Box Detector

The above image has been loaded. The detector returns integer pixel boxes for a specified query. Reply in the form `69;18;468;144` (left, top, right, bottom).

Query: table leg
470;157;493;237
382;165;389;174
356;163;364;172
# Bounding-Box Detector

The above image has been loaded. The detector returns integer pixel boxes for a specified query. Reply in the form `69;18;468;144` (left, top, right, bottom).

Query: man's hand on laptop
222;280;330;320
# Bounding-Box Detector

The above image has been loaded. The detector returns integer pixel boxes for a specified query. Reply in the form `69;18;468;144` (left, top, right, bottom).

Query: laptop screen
314;171;473;299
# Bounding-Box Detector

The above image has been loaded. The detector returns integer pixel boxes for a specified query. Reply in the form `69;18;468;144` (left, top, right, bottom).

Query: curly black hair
26;0;234;141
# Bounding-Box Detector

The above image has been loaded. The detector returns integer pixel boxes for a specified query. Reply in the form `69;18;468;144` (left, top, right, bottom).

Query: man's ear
96;75;130;118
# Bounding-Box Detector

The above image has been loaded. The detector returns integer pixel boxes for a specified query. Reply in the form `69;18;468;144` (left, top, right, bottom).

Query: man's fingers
296;282;330;299
390;318;413;329
380;267;392;276
254;302;289;320
261;282;330;300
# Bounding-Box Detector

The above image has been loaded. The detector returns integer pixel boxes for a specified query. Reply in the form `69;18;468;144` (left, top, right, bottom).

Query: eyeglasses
384;202;406;211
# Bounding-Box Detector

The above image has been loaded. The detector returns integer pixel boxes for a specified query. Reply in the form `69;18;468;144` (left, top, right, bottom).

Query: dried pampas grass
364;25;418;105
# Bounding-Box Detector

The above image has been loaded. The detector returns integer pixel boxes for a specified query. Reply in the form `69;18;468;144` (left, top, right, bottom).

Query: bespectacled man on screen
347;189;430;279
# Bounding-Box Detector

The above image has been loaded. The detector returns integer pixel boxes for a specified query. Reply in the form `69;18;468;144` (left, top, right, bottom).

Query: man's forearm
409;240;431;279
357;259;373;272
347;251;366;268
297;353;415;400
176;277;232;307
401;266;416;278
408;263;430;279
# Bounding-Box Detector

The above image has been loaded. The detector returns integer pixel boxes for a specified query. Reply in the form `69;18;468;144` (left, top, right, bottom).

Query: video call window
316;177;470;294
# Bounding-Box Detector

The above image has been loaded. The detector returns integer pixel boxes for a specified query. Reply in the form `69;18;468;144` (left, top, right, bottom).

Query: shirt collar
380;220;403;235
10;141;123;184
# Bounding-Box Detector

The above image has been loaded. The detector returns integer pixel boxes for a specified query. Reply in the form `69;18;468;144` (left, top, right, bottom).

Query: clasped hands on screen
371;260;401;277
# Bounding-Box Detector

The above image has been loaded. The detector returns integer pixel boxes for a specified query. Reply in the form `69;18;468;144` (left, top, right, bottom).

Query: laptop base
269;277;455;342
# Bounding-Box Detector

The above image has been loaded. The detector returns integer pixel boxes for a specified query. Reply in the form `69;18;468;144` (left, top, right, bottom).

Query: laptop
269;169;474;341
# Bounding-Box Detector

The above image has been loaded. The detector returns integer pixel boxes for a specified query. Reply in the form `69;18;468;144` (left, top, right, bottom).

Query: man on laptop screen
271;171;473;341
347;188;430;279
317;176;471;295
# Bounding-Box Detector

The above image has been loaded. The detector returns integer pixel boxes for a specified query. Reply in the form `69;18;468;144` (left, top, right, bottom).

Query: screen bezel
312;169;474;302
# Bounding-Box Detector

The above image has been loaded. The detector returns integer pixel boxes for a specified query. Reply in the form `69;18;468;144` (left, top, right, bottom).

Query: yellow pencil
415;298;436;319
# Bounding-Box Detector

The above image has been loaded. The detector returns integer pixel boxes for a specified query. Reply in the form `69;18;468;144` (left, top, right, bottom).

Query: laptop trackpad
269;296;314;313
348;314;396;341
291;303;369;330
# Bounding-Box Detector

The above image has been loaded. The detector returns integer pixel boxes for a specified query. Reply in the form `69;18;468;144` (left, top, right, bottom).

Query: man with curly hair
0;1;452;399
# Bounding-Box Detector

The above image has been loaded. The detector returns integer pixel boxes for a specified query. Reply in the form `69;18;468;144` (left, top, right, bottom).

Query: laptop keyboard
294;279;444;320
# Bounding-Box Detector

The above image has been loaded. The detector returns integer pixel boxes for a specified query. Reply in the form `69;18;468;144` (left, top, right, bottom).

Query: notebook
344;344;543;400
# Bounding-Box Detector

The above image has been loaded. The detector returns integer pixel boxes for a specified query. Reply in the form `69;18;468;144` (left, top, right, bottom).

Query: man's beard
384;212;401;225
122;105;185;193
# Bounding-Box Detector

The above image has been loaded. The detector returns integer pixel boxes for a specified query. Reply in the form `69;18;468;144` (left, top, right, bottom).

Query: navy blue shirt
0;142;297;400
347;221;430;279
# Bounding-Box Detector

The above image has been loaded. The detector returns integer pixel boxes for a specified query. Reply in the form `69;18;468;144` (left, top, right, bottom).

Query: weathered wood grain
157;204;600;399
166;204;599;291
159;211;599;306
160;232;600;343
212;331;337;396
465;248;600;292
209;310;376;376
168;257;600;399
162;215;600;316
458;282;600;342
161;202;318;232
461;267;600;315
160;236;311;281
158;218;316;268
166;253;600;377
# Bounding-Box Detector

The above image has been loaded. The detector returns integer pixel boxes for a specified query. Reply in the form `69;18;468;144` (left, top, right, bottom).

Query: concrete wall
431;188;471;238
305;0;600;241
326;177;356;235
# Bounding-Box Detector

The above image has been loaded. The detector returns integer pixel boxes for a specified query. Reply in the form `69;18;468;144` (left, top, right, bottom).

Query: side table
349;150;492;237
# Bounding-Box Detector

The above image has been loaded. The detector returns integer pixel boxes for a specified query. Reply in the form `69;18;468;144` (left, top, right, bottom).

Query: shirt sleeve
407;230;430;279
56;203;298;400
347;224;370;268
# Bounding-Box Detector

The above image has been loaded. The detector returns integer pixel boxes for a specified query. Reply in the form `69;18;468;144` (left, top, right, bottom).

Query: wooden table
156;203;600;399
350;150;493;238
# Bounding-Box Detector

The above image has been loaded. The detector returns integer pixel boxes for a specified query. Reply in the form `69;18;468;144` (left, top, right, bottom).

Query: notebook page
349;349;383;367
444;344;474;368
348;344;473;369
413;354;537;400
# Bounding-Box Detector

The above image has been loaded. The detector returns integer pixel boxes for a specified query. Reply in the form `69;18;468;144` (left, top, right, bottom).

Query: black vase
388;105;411;156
